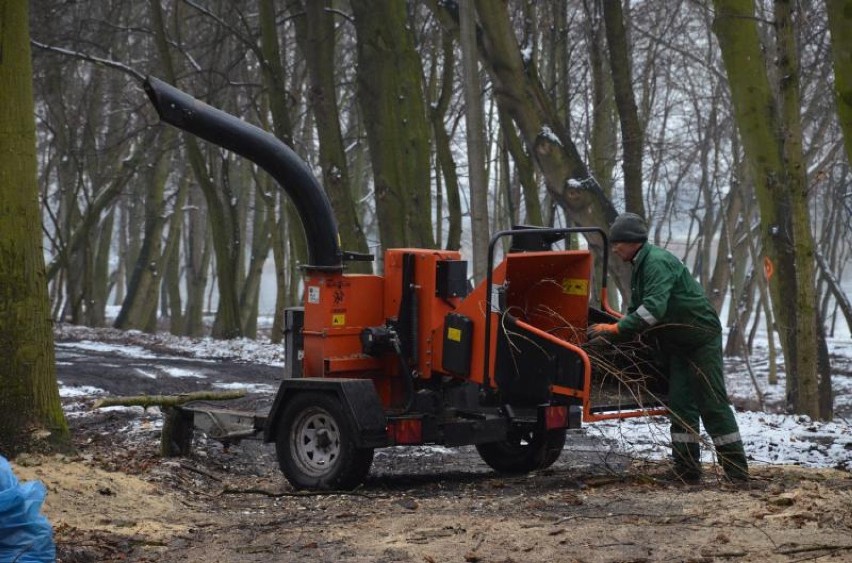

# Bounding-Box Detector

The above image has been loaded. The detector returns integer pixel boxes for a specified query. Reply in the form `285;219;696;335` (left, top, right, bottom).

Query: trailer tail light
387;418;423;444
544;405;568;430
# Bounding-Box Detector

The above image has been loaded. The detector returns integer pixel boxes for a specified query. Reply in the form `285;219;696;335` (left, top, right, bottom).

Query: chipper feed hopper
144;77;668;490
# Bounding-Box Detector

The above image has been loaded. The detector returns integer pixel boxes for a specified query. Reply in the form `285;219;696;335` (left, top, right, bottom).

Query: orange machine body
302;248;664;421
301;248;463;408
300;245;665;421
432;250;592;384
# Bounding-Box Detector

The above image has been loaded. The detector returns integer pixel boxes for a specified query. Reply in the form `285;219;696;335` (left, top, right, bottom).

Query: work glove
586;323;619;340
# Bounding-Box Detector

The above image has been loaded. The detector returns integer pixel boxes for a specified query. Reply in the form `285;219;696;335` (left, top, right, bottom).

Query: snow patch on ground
135;368;159;379
212;382;276;393
56;340;168;361
160;367;206;379
590;412;852;472
58;383;106;397
55;324;286;366
55;324;851;472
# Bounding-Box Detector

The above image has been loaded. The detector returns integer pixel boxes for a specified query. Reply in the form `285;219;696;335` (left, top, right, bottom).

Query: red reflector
387;418;423;445
545;406;568;430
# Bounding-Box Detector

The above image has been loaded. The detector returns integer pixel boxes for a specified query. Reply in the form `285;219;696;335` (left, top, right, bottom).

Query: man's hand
587;323;619;340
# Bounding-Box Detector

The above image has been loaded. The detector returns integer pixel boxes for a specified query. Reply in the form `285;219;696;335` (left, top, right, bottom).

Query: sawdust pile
10;455;852;563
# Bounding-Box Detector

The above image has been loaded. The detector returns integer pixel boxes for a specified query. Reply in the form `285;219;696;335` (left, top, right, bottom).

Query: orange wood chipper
144;77;668;490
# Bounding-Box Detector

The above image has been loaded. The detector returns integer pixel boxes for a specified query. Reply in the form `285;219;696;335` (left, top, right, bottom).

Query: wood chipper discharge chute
143;76;669;491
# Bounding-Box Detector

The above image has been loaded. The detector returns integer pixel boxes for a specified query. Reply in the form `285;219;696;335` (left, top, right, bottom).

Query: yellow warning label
332;314;346;326
447;327;462;342
562;278;588;296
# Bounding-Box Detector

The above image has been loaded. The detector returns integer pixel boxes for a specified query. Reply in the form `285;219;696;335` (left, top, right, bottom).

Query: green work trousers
666;334;748;480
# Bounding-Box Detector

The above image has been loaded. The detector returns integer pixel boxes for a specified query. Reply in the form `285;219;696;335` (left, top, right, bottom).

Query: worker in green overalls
588;212;749;484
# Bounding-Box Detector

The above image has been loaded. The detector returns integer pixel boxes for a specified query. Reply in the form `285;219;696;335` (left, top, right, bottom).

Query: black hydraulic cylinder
143;76;342;270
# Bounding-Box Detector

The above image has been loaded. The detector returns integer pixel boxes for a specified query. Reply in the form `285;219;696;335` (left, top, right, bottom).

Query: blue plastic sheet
0;456;55;562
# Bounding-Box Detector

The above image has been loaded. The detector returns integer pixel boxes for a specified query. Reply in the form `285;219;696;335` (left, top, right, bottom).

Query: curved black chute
143;76;342;270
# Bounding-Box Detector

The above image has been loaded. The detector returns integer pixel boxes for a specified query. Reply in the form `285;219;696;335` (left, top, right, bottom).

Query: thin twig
30;40;145;82
178;461;223;482
220;487;381;499
777;544;852;556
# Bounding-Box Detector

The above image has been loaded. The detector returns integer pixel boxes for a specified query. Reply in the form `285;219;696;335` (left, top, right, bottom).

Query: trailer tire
275;392;374;490
476;428;566;474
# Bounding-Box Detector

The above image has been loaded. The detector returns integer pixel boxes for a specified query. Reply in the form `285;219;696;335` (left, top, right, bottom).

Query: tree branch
92;390;246;409
30;40;146;82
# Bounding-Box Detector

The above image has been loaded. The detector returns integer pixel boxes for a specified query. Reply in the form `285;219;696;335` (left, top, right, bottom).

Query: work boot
670;442;702;483
717;442;749;482
653;462;702;485
665;465;702;484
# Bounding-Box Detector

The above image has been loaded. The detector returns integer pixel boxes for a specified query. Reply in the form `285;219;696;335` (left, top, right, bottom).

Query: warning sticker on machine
562;278;588;296
332;314;346;326
308;286;320;304
447;327;462;342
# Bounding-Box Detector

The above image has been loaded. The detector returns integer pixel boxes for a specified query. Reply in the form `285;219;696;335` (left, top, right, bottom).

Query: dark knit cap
609;212;648;243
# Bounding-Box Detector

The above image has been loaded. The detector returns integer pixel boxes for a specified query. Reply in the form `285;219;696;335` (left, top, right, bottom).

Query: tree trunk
268;192;290;344
712;0;820;417
826;0;852;167
239;181;272;339
498;106;542;226
163;175;189;336
0;0;71;454
816;320;833;421
183;184;212;337
428;0;630;295
708;186;742;314
430;32;463;251
290;0;371;273
351;0;435;250
586;0;617;200
815;249;852;330
149;0;243;339
260;0;306;333
774;0;821;416
460;0;490;280
86;207;115;327
602;0;645;217
113;140;170;332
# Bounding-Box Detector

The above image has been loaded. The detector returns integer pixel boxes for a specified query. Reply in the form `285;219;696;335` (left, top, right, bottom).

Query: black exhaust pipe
143;76;342;270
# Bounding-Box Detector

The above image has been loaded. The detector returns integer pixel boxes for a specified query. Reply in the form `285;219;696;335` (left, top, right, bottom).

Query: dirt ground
12;411;852;563
19;329;849;562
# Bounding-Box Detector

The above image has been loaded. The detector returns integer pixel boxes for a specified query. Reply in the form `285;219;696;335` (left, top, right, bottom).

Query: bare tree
0;0;70;454
712;0;820;417
602;0;645;218
826;0;852;167
350;0;435;250
459;0;490;279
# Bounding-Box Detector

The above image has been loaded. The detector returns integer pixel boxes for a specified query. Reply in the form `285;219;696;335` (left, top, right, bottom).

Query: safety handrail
483;226;608;389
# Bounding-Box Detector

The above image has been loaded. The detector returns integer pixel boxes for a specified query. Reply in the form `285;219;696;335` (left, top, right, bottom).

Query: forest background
18;0;852;430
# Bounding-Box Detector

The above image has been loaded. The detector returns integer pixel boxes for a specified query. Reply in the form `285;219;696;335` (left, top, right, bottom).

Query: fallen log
92;390;246;410
91;390;248;457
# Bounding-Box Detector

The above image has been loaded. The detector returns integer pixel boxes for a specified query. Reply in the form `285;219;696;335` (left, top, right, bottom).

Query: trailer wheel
476;428;566;474
275;392;374;490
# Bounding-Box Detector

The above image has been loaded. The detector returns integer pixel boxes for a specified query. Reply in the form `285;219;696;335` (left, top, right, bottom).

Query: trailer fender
264;378;388;448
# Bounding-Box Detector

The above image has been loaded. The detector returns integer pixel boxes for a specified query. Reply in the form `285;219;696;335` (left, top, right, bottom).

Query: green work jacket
616;243;721;350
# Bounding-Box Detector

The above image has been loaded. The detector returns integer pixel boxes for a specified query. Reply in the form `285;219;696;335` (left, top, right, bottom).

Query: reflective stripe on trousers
712;431;742;447
671;432;701;444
